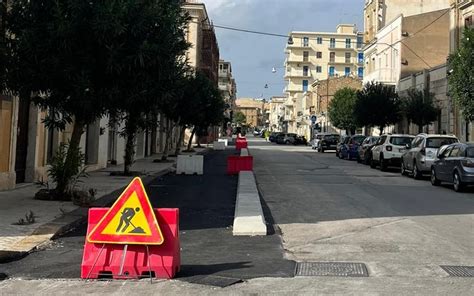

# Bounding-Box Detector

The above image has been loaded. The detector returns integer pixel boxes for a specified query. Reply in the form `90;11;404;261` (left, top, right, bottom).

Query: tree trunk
57;120;84;194
161;119;173;161
124;114;138;175
418;124;423;134
379;126;384;136
187;127;196;151
175;126;186;155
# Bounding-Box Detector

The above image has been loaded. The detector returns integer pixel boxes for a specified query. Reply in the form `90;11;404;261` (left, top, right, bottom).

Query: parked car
253;129;261;136
311;133;324;150
294;135;308;145
336;135;350;158
401;134;459;179
431;143;474;192
357;136;379;164
317;134;340;152
340;135;366;160
269;132;283;143
276;133;297;144
370;134;414;171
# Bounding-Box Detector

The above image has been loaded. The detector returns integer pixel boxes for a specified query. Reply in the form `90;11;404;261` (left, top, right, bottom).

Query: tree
7;0;113;196
402;88;439;133
100;0;189;173
448;27;474;137
233;112;247;126
327;87;359;134
354;82;401;135
185;73;226;151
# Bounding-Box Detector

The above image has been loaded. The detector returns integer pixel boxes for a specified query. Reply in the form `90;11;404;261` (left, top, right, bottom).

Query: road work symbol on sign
87;177;164;245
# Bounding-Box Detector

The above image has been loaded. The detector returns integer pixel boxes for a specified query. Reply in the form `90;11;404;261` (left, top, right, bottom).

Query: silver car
431;143;474;192
401;133;459;179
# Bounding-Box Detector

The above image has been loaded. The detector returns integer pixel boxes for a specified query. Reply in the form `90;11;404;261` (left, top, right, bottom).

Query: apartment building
363;8;451;85
218;60;237;121
283;24;364;133
268;96;286;132
234;98;266;128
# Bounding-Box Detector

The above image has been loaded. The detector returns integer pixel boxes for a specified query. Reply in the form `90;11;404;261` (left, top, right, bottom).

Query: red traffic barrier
227;155;253;175
81;208;180;280
235;139;248;150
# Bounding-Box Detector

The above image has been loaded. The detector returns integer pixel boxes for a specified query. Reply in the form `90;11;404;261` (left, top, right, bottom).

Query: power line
212;24;289;38
399;40;431;68
410;9;450;38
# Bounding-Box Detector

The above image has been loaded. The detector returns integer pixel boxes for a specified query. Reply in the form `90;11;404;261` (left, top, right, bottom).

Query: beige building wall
364;9;450;85
364;0;451;43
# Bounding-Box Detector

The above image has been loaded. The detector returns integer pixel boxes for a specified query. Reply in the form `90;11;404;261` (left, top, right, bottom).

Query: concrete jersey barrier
233;171;267;236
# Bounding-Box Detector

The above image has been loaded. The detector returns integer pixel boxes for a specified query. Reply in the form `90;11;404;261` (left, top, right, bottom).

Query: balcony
286;58;311;64
284;70;313;78
328;59;354;65
362;67;397;85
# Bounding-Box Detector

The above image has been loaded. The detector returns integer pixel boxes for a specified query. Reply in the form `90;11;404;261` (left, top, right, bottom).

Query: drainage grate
440;266;474;277
296;262;368;277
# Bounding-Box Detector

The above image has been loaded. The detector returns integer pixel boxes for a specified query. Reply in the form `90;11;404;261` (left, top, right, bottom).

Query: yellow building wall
0;97;13;172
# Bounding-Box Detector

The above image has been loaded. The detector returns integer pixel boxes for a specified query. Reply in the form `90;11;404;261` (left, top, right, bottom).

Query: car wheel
430;167;440;186
453;171;464;192
320;147;324;153
379;154;387;171
335;151;339;157
413;162;422;180
401;161;407;176
370;158;376;169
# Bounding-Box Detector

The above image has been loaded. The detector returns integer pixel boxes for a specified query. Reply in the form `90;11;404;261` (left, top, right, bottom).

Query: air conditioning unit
401;58;408;65
402;31;409;37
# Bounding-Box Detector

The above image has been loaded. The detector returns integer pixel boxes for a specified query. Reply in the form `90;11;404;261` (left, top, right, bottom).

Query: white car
371;134;415;171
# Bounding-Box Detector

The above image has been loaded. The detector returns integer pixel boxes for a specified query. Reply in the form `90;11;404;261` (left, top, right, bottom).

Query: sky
203;0;365;99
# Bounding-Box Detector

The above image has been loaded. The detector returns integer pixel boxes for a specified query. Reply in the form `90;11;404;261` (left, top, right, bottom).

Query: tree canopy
233;112;247;126
354;82;401;135
448;27;474;122
402;88;439;133
327;87;359;134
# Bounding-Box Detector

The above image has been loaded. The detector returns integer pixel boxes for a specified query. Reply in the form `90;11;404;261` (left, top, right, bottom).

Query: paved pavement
1;137;473;294
0;150;204;262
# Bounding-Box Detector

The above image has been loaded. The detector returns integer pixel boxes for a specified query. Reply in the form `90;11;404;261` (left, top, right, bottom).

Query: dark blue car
340;135;366;160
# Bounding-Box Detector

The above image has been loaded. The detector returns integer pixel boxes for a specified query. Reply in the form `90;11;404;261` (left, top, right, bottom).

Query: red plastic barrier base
81;208;180;280
227;155;253;175
235;139;248;150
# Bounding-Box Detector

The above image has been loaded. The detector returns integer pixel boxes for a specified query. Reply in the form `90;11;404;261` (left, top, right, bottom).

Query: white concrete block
213;141;226;151
176;155;204;175
218;138;228;146
240;148;249;156
233;171;267;236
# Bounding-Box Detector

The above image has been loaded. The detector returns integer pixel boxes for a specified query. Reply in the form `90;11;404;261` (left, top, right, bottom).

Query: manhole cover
296;262;368;277
440;266;474;277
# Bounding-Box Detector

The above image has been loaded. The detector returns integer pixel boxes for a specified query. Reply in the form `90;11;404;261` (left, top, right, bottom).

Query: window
389;137;413;146
330;38;336;48
358;67;364;78
316;51;322;58
223;64;228;70
345;52;351;63
345;38;351;48
329;66;335;77
303;37;309;47
316;37;323;44
303;51;309;62
358;52;364;63
465;16;473;28
426;137;458;148
302;80;309;92
316;66;322;73
303;66;309;76
344;67;350;76
329;52;335;62
357;36;363;49
466;147;474;157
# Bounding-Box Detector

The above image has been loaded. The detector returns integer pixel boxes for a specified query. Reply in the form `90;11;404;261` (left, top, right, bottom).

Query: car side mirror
405;144;411;149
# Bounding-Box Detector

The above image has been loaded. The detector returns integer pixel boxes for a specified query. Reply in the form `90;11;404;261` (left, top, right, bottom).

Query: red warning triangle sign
87;177;164;245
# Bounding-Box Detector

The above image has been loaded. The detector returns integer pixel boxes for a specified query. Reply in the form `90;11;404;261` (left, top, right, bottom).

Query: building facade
363;9;451;85
268;96;286;132
234;98;266;128
283;24;364;134
218;60;237;121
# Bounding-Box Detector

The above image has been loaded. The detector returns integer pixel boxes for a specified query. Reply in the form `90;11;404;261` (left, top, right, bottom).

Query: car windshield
324;135;339;141
426;137;457;148
466;147;474;158
389;136;413;146
352;136;365;144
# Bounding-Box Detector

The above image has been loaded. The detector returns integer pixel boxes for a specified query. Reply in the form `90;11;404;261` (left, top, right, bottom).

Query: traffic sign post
81;177;180;280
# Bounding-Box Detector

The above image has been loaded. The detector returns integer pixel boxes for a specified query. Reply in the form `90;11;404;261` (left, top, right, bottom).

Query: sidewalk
0;149;205;263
